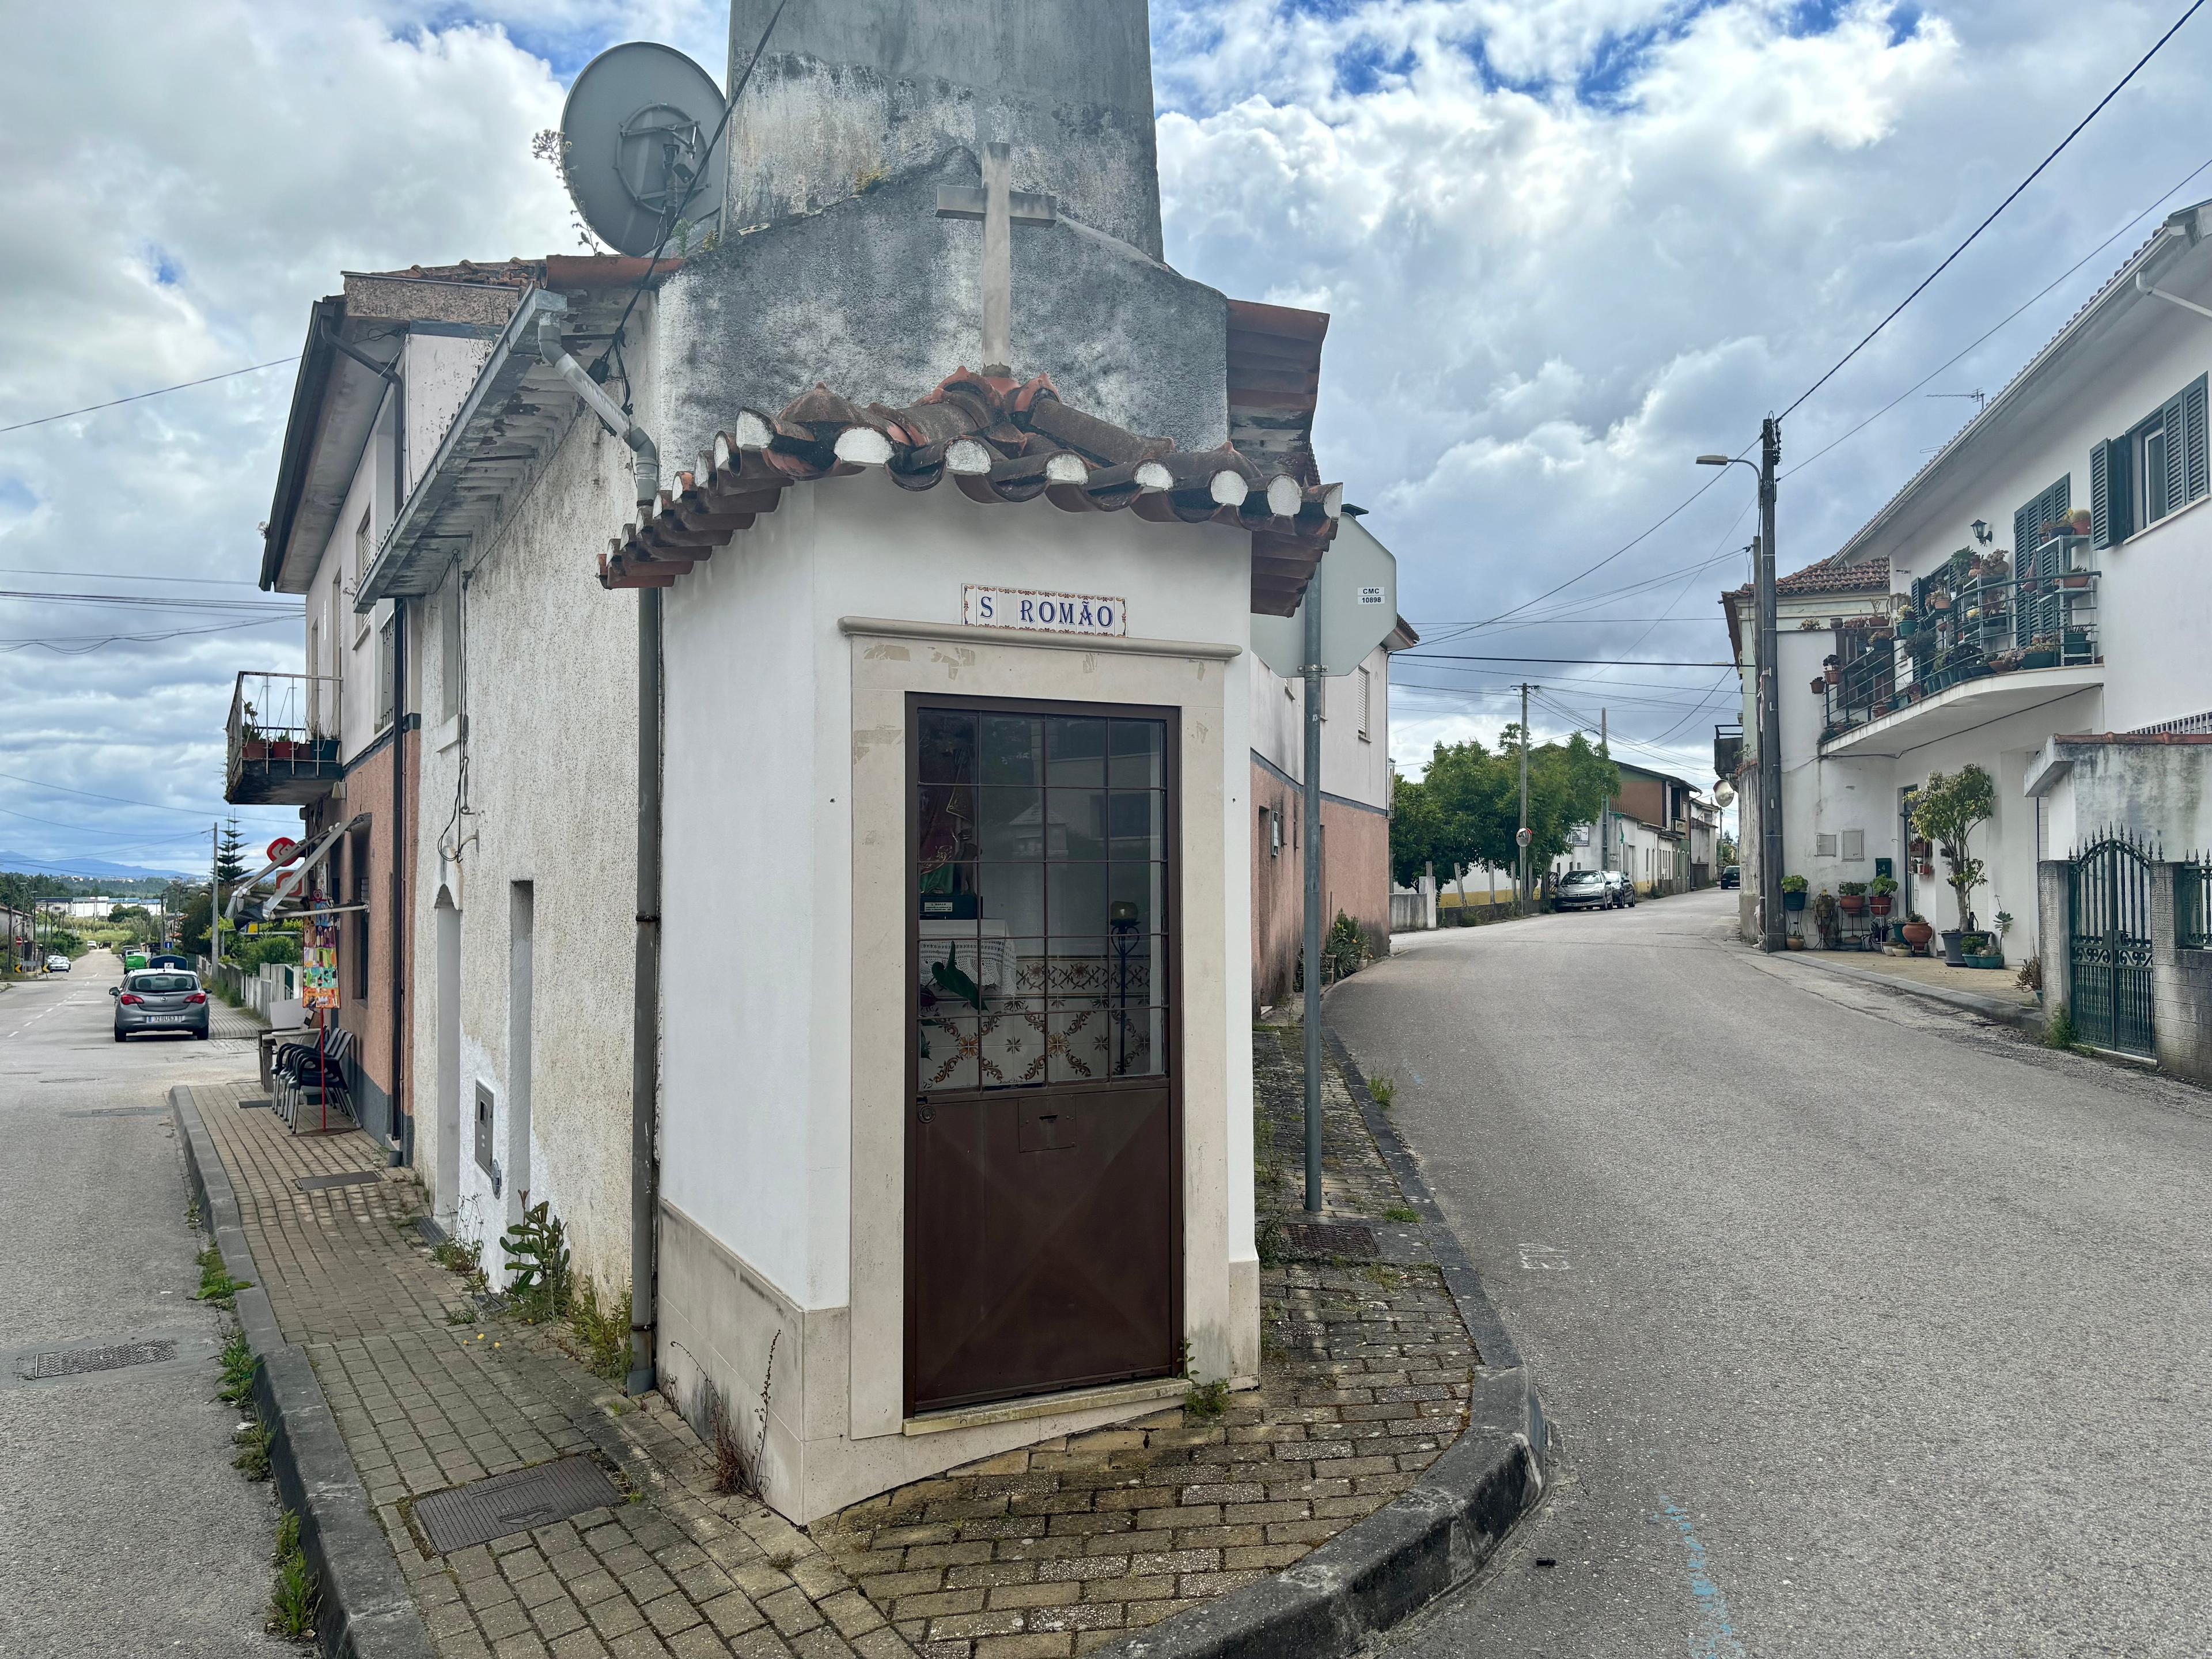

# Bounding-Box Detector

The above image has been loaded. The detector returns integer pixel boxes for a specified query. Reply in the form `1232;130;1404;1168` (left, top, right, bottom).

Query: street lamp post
1699;422;1785;953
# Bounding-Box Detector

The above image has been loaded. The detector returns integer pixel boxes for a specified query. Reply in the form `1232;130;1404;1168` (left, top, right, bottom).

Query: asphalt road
0;950;291;1658
1330;891;2212;1658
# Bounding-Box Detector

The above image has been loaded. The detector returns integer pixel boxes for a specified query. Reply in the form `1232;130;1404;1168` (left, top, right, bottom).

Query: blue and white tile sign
963;585;1127;637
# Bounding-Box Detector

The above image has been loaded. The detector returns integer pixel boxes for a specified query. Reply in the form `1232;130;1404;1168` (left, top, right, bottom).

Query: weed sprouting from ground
569;1282;630;1383
2044;1006;2077;1050
432;1236;487;1294
218;1328;257;1406
703;1382;749;1497
501;1202;573;1324
196;1245;251;1309
234;1413;272;1480
1382;1205;1420;1224
1183;1377;1230;1419
1367;1074;1395;1109
268;1510;317;1640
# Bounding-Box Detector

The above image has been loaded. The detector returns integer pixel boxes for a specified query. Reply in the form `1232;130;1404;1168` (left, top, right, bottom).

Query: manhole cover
19;1340;177;1380
62;1105;170;1119
296;1171;382;1192
1281;1221;1378;1258
413;1458;622;1555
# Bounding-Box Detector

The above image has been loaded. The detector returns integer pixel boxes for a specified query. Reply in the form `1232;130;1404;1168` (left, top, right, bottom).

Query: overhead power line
1402;652;1734;668
0;767;232;816
0;566;268;588
1781;0;2205;421
0;358;300;435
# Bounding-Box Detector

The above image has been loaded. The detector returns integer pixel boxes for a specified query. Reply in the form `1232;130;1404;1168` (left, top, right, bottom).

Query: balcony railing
226;671;343;804
1821;554;2101;744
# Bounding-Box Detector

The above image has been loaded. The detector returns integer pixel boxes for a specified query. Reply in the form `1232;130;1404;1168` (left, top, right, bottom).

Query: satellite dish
560;42;729;257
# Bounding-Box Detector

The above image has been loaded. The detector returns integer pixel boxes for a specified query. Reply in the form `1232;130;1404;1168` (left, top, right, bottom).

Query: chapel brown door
906;700;1179;1416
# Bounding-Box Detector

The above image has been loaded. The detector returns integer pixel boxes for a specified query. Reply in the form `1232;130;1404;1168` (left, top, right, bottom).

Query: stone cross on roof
936;142;1056;378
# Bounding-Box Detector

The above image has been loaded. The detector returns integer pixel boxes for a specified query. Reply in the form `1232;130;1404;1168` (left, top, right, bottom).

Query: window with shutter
2184;374;2209;504
2092;437;2131;547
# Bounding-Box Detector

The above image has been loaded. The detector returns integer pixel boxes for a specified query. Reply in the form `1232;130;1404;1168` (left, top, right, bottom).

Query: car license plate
150;1014;185;1024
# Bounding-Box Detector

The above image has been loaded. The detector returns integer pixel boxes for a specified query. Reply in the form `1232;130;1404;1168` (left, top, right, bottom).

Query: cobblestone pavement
816;1027;1480;1658
186;1080;915;1659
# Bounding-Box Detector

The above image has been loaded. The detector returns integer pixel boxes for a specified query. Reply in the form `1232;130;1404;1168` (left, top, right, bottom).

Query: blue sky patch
0;478;38;515
146;245;182;287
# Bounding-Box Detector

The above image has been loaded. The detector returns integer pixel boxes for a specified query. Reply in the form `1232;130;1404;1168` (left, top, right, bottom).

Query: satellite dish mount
561;42;730;257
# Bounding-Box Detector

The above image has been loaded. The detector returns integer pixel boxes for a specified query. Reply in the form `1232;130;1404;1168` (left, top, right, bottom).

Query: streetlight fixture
1699;421;1785;953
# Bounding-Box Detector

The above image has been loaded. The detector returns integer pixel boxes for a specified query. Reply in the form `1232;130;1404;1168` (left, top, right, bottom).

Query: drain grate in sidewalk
294;1171;381;1192
1281;1219;1378;1257
412;1457;621;1555
19;1340;177;1380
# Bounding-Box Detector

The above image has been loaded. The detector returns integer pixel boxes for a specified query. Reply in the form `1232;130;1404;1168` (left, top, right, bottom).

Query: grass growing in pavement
217;1328;257;1406
1382;1205;1421;1223
569;1282;630;1384
267;1510;318;1641
196;1245;252;1309
1367;1074;1396;1109
1183;1377;1231;1419
2044;1006;2077;1050
234;1412;272;1481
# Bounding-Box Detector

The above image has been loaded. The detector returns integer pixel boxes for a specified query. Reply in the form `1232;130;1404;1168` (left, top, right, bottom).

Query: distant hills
0;852;193;882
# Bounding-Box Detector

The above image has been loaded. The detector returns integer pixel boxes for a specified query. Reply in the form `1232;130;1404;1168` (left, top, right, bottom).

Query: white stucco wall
404;353;654;1293
1248;640;1392;809
403;331;497;498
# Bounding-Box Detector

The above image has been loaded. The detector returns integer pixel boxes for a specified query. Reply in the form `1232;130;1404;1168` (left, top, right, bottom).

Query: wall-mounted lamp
1971;519;1992;546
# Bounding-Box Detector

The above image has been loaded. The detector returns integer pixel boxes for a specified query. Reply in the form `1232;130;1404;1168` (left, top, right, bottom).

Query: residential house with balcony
1548;760;1717;896
1722;200;2212;959
238;263;541;1157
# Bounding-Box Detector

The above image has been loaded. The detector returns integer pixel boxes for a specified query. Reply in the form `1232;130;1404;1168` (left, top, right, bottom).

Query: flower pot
1930;593;1953;612
1825;666;1841;685
2060;573;2089;589
2021;649;2058;670
1783;889;1807;911
1897;616;1919;638
1900;921;1934;948
1839;895;1866;914
1811;677;1828;695
1869;896;1893;916
1964;953;2006;969
1941;929;1965;965
240;740;269;761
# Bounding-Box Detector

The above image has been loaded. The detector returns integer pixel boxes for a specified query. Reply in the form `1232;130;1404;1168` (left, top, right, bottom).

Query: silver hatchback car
112;970;211;1041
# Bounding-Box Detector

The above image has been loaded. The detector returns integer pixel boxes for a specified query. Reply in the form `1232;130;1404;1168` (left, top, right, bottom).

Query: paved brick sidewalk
185;1080;914;1659
816;1029;1479;1657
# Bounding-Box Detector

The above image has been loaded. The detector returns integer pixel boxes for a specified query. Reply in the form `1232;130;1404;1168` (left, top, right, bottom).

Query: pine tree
215;816;250;888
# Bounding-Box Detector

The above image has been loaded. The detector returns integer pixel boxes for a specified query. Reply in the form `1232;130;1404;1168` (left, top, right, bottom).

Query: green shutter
2162;391;2187;518
2185;374;2209;504
2092;437;2131;547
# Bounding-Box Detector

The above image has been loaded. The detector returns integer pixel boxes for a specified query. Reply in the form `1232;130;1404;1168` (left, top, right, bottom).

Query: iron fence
2069;828;2157;1057
2180;853;2212;952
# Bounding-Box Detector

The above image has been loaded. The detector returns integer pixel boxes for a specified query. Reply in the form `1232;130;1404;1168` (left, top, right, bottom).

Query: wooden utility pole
1516;683;1532;915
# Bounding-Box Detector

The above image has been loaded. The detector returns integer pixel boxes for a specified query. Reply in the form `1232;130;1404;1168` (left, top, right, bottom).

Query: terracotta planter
1825;666;1841;685
1839;894;1866;914
1900;921;1934;947
2061;573;2089;589
1811;677;1828;695
1869;896;1893;916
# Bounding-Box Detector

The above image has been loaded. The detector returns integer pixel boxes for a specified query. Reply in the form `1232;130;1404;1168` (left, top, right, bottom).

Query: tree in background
215;817;250;888
1389;733;1620;902
177;887;214;957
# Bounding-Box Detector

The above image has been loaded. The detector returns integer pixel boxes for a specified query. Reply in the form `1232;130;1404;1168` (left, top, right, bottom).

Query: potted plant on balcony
2069;508;2092;536
2022;634;2059;671
1895;604;1918;639
1810;676;1828;696
1838;879;1868;915
1911;764;1995;966
1988;647;2025;673
1823;654;1842;686
1781;873;1808;912
1929;589;1953;613
2060;568;2090;589
1869;874;1898;916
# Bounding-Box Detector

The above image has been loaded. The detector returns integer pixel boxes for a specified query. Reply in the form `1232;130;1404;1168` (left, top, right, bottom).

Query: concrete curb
1089;1032;1548;1659
172;1085;437;1659
1783;952;2047;1035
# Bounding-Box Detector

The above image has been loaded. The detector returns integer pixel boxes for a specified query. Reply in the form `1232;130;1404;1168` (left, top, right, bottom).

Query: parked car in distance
112;969;210;1041
1552;870;1612;912
1601;871;1637;907
123;950;149;972
1719;865;1741;889
44;954;69;973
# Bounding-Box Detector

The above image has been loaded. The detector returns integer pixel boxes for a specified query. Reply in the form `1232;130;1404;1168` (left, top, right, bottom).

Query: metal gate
2069;830;2156;1056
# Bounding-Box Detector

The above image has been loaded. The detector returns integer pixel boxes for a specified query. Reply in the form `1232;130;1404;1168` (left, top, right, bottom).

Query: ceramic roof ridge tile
600;370;1344;603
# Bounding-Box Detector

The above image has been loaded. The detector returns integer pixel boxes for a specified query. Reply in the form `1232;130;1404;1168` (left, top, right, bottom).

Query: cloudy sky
5;0;2208;873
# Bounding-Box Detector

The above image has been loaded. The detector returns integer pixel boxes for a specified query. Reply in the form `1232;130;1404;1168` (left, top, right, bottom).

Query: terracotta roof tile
599;368;1343;615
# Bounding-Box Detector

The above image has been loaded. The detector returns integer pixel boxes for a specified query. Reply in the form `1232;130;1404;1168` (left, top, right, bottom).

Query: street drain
19;1340;177;1380
295;1171;382;1192
1281;1221;1378;1258
61;1105;171;1119
413;1458;622;1555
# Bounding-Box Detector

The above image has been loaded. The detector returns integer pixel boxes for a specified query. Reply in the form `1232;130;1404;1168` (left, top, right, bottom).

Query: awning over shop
226;815;365;922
